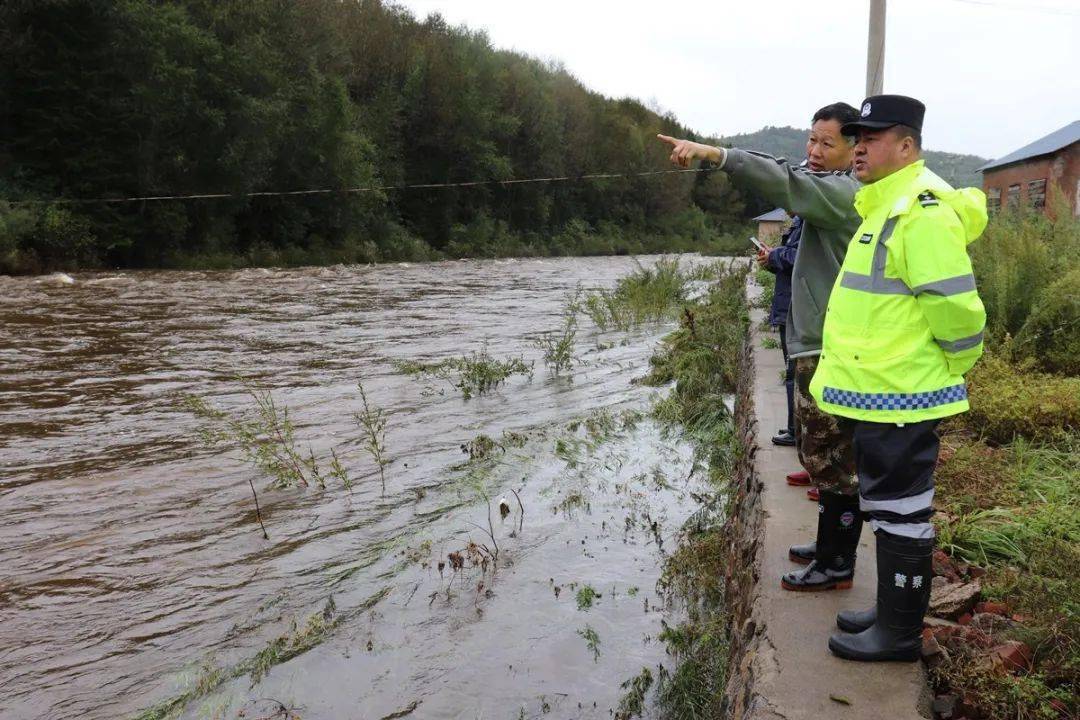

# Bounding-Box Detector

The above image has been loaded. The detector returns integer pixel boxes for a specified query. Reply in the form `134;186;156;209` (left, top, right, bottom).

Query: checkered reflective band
822;384;967;411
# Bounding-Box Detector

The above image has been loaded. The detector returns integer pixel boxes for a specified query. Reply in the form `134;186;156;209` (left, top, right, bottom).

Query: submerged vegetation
183;383;338;491
638;262;748;716
357;381;390;492
182;379;398;534
535;292;581;375
582;258;695;332
135;590;389;720
395;349;533;399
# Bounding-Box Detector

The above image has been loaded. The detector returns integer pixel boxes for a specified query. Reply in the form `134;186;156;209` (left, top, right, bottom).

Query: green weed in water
535;291;580;375
615;666;654;720
356;381;390;492
182;383;317;490
395;347;533;399
577;625;601;662
575;584;600;611
581;258;694;332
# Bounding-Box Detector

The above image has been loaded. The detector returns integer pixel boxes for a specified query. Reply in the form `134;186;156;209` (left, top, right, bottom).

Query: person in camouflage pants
793;356;857;495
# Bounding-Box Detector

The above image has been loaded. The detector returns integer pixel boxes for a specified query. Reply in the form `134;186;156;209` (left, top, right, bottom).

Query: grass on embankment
634;264;748;719
929;356;1079;718
926;195;1079;720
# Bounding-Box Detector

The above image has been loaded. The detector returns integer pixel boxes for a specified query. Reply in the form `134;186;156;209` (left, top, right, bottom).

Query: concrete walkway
748;310;930;719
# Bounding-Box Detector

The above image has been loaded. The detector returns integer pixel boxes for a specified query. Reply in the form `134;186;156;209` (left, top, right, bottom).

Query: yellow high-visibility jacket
810;160;987;423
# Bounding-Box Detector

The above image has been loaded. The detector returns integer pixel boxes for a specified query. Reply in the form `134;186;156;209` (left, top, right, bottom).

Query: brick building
752;208;790;242
978;120;1080;216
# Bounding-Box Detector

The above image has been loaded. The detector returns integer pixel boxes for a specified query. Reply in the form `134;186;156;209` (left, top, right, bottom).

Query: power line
1;168;714;207
942;0;1080;18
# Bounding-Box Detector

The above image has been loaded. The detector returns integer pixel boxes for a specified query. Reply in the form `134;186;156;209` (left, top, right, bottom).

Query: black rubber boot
836;606;876;633
781;491;862;591
829;532;934;662
789;540;815;565
771;428;796;446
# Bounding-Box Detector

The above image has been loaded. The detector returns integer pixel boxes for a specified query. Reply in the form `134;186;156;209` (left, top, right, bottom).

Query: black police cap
841;94;925;135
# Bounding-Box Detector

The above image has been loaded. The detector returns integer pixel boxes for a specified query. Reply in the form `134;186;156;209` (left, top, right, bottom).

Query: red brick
974;601;1009;616
990;641;1033;674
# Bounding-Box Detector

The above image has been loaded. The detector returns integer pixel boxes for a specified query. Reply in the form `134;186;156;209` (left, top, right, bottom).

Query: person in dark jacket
759;214;802;447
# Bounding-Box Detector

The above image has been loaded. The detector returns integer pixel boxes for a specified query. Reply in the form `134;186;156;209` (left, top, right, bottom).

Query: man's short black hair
812;102;860;132
889;123;923;150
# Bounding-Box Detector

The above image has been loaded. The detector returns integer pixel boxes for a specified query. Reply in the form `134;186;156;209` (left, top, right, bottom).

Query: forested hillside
721;126;988;188
1;2;990;274
0;0;754;273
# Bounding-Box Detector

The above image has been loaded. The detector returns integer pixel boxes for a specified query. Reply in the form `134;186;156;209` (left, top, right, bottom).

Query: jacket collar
854;159;926;219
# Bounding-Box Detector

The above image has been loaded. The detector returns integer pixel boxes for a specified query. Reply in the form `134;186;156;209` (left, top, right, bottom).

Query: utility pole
866;0;886;96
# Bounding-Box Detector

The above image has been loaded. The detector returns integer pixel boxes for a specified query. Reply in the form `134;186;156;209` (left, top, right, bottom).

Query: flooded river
0;256;722;720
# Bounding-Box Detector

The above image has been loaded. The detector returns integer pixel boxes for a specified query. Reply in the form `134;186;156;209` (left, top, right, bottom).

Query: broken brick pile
922;550;1068;719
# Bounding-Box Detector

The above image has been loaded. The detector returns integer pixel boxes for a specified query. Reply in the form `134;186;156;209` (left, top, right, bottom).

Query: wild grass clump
936;431;1079;566
356;381;389;492
581;258;690;331
395;348;533;399
535;292;580;375
645;269;746;474
639;262;745;718
752;266;774;314
575;584;600;611
614;667;655;720
654;617;729;720
183;383;332;490
577;625;601;662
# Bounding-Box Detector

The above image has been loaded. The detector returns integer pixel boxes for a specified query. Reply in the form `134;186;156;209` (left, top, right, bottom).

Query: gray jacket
722;148;862;358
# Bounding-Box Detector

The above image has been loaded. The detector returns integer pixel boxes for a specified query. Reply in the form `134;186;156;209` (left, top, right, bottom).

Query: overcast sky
396;0;1080;159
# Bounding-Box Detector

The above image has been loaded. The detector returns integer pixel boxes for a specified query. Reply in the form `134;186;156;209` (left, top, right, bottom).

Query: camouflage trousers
793;356;858;495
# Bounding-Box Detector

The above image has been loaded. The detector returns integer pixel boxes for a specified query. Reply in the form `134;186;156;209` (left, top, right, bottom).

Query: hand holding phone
750;236;769;252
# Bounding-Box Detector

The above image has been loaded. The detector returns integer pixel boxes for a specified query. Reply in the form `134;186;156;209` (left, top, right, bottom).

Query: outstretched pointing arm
655;135;860;231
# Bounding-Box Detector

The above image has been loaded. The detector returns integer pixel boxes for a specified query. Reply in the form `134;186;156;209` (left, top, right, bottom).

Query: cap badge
861;102;872;117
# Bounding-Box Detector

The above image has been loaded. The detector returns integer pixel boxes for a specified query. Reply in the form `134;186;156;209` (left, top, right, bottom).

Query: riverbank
0;222;753;276
650;208;1078;719
649;271;928;719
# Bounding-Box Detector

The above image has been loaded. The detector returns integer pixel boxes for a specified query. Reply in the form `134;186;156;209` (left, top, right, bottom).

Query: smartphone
749;236;768;252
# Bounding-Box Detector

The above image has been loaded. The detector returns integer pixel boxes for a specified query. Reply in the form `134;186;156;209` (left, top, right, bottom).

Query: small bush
1016;268;1080;375
971;188;1080;344
962;353;1080;444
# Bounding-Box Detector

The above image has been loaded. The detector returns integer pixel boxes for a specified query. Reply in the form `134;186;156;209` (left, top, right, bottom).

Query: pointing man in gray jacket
658;102;865;592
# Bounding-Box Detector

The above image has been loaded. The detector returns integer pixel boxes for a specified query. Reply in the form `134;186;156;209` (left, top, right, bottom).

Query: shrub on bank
961;353;1080;444
970;188;1080;350
1016;268;1080;376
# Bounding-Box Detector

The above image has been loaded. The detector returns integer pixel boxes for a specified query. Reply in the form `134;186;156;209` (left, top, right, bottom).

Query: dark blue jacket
765;215;802;327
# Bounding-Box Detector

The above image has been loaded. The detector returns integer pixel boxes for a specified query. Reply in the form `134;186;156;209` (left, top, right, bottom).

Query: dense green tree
0;0;755;273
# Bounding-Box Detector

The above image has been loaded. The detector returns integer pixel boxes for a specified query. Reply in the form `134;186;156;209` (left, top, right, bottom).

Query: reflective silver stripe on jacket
840;215;978;298
860;488;934;515
936;330;985;353
913;274;977;297
870;519;936;539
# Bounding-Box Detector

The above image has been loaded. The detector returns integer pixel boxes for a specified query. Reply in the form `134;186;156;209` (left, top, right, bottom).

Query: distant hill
717;126;988;189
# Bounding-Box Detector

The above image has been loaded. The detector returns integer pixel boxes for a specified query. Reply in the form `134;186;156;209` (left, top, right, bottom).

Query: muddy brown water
0;256;728;720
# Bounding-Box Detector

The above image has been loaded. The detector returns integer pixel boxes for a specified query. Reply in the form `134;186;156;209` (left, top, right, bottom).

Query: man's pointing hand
656;134;724;168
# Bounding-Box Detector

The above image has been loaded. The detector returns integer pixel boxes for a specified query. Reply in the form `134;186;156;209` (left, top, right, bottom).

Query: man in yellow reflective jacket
810;95;988;662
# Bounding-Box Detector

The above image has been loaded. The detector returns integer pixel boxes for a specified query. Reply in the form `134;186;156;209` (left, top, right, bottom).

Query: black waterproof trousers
844;419;941;539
